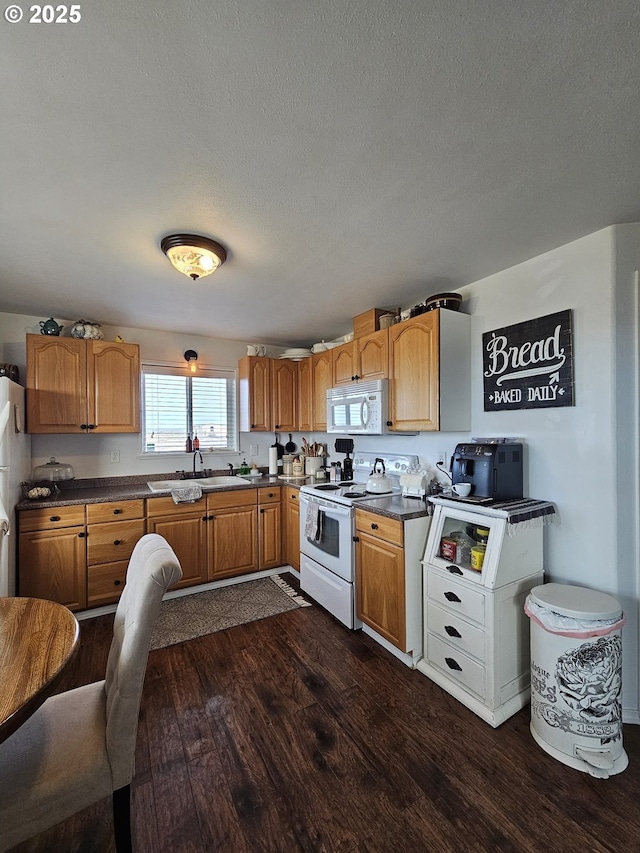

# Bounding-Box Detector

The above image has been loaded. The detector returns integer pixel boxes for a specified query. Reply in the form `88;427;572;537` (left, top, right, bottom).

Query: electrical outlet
110;450;120;463
436;450;447;467
250;444;258;456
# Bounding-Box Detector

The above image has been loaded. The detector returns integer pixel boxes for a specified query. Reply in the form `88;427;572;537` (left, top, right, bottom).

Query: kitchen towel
304;501;320;541
268;445;278;475
171;484;203;503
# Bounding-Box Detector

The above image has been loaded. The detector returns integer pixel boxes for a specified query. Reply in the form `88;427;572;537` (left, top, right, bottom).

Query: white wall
2;223;638;717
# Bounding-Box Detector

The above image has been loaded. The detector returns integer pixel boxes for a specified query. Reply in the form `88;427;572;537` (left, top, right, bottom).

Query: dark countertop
17;472;430;521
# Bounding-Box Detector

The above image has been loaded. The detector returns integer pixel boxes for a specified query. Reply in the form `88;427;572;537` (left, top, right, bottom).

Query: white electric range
299;452;419;628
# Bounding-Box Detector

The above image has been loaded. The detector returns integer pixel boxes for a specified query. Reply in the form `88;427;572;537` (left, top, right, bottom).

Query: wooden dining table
0;597;80;744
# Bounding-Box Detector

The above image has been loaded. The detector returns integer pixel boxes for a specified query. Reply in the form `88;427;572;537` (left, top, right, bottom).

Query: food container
425;292;463;312
470;545;486;571
440;537;457;561
282;454;294;475
31;456;75;482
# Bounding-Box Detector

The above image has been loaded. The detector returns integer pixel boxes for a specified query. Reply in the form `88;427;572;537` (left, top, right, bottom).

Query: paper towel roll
268;445;278;475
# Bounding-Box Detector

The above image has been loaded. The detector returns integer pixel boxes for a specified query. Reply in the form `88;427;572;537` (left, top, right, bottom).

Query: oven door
299;492;354;581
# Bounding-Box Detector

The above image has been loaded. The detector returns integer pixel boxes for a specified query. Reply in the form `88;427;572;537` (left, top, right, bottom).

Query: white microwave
326;379;390;435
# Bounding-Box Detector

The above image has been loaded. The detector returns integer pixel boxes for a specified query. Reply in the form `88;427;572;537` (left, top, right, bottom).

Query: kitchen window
141;363;238;454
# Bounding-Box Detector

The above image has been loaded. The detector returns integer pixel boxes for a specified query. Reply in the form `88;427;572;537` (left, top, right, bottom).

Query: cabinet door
332;341;357;385
358;329;388;381
271;359;298;431
147;513;208;588
297;357;312;431
388;312;440;431
26;335;87;433
208;505;258;580
311;350;332;431
284;489;300;570
19;527;87;610
87;341;140;433
259;502;282;569
239;356;271;432
356;530;406;650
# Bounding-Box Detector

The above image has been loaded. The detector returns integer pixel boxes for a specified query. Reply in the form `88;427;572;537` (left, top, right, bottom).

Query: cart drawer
428;571;485;626
427;633;485;699
427;602;485;663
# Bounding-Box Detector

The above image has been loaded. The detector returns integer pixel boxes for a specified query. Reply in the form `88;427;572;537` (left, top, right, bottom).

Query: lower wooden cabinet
283;487;300;571
355;511;406;649
146;500;209;589
258;487;282;570
208;490;258;580
19;523;87;611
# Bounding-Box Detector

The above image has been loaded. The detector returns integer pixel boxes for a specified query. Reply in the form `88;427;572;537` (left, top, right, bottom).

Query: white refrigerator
0;377;31;597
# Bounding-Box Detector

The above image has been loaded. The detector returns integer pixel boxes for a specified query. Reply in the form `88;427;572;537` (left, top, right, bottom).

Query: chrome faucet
193;450;203;476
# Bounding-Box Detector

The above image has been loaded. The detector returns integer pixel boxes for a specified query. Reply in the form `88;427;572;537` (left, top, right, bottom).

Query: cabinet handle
446;565;463;575
113;509;122;515
445;657;463;672
386;420;393;427
445;625;462;638
352;535;359;542
80;423;88;430
114;579;121;587
268;492;274;497
260;508;265;514
371;523;378;530
274;423;280;429
77;532;86;538
353;374;360;381
87;424;96;430
250;424;255;429
113;539;122;545
444;591;461;603
49;515;60;521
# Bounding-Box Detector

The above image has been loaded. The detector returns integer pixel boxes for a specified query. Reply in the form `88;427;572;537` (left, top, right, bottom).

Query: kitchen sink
147;476;250;492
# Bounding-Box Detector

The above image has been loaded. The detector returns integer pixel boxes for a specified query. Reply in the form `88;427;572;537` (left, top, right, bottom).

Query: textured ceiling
1;1;639;346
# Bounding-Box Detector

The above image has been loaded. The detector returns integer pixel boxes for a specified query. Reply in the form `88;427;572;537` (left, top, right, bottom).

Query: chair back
104;534;182;788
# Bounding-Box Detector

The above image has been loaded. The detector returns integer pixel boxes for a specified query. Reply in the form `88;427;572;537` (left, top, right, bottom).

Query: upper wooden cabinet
311;349;332;431
297;356;312;432
333;330;389;386
388;309;470;432
270;358;298;432
239;355;271;432
239;356;298;432
26;335;140;434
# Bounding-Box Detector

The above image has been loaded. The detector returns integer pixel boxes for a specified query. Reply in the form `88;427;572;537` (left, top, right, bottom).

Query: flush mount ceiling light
161;234;227;280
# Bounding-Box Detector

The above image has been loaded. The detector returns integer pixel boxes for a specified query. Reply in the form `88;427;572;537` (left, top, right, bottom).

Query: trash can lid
529;583;622;621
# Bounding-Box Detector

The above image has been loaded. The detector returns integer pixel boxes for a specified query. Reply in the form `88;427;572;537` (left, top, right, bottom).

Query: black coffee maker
334;438;354;481
451;442;523;500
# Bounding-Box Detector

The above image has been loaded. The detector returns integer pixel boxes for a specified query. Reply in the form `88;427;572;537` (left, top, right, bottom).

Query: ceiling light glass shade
161;234;227;280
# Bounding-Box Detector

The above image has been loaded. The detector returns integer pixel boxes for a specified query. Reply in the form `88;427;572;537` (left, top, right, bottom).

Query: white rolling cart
417;496;554;727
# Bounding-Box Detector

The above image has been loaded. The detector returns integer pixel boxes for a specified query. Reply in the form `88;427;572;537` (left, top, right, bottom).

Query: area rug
150;574;311;651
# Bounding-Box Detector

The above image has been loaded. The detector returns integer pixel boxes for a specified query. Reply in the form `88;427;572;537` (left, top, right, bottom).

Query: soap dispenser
239;458;250;475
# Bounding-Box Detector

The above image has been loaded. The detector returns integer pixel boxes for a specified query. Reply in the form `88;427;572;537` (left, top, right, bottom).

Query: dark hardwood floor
10;577;639;853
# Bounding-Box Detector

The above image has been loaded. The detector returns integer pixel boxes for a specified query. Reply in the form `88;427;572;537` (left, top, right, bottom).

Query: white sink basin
147;476;249;492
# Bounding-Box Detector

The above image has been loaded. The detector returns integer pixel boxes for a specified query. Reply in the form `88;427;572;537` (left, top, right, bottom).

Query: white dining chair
0;533;182;852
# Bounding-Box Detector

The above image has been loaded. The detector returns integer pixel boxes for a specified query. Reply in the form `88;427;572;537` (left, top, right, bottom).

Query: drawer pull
260;508;265;514
268;492;274;497
77;532;86;538
445;657;462;672
444;591;461;603
114;579;121;587
371;523;379;530
445;625;462;638
113;539;122;545
80;423;88;430
446;564;463;575
113;509;122;515
49;515;60;521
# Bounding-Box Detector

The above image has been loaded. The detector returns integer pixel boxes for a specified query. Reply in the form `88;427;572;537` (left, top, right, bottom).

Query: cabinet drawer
86;499;144;523
427;633;485;699
87;519;146;565
355;511;403;546
87;560;128;606
427;602;485;663
146;495;206;517
258;486;281;504
207;488;257;510
285;488;299;503
428;571;485;626
20;504;86;532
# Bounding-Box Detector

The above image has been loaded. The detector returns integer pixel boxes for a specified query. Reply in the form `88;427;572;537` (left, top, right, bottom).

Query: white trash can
524;583;627;778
